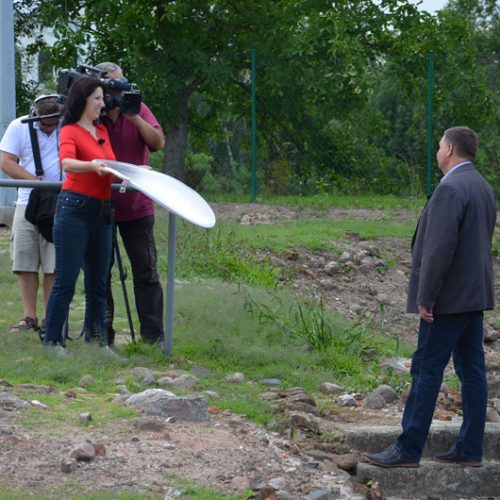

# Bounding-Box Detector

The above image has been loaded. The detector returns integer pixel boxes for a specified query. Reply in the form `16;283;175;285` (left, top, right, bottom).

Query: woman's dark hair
62;77;104;125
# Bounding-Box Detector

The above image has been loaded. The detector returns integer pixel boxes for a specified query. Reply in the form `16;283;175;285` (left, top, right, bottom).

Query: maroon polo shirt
101;102;164;222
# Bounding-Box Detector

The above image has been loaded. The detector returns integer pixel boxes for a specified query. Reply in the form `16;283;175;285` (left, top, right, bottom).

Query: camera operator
95;62;166;346
0;94;64;335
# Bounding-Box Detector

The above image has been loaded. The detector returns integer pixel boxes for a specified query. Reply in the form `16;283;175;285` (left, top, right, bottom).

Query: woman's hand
91;160;110;177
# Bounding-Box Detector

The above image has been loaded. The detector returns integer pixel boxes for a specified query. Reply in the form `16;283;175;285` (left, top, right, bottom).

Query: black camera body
104;92;142;115
57;64;142;115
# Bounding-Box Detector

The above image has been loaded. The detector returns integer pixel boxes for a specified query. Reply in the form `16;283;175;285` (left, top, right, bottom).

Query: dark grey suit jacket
407;163;496;314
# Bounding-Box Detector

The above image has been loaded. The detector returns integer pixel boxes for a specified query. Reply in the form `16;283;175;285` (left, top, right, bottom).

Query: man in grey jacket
368;126;496;468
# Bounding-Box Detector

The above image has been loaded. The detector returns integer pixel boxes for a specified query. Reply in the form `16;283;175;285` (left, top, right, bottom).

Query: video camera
56;64;142;115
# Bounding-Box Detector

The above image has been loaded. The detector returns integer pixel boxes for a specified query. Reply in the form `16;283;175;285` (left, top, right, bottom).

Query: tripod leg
113;223;136;342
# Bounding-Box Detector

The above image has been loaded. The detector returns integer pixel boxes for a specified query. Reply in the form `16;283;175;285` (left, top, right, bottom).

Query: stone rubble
1;357;500;499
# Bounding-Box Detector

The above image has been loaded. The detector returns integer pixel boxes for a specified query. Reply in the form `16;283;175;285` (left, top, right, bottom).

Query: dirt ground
213;202;500;350
1;203;500;499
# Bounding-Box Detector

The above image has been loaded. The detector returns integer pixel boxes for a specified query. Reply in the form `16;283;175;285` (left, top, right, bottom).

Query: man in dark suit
368;126;496;468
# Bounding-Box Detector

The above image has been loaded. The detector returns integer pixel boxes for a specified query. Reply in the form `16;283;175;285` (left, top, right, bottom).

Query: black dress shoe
435;448;482;467
367;445;419;468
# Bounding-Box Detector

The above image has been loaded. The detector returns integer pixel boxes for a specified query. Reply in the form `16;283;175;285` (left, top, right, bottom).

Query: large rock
0;392;30;410
131;416;167;432
226;372;245;383
285;411;321;434
365;384;398;409
125;389;209;422
319;382;343;395
128;367;156;385
17;384;61;395
337;394;357;407
70;440;106;461
364;393;386;410
486;406;500;423
484;325;499;343
157;374;199;390
379;357;411;373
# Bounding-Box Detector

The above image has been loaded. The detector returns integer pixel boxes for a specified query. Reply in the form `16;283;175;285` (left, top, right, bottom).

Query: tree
370;0;500;193
16;0;447;193
15;0;269;180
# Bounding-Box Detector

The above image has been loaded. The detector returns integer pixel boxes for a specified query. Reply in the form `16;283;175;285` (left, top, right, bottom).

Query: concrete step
341;422;500;460
354;460;500;499
490;378;500;398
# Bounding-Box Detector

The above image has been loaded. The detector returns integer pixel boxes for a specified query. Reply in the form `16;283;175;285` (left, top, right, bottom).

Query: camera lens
104;94;120;110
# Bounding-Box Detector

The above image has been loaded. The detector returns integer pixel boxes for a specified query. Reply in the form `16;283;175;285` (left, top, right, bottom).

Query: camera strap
28;122;44;178
28;121;62;180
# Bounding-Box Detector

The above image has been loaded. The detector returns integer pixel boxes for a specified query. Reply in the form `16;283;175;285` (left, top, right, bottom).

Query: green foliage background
13;0;500;196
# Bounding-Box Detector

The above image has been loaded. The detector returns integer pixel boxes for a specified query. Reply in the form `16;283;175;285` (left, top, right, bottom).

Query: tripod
110;220;136;343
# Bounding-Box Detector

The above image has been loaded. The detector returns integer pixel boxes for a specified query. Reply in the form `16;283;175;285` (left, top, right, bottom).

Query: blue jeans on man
395;311;487;462
44;190;112;345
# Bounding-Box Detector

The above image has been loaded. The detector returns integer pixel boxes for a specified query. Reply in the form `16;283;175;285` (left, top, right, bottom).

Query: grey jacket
407;163;496;314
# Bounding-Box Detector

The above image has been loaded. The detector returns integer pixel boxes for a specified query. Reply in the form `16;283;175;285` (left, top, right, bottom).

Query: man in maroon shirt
96;62;165;345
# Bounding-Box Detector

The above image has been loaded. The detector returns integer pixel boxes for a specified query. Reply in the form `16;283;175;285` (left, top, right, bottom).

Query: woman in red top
43;77;116;349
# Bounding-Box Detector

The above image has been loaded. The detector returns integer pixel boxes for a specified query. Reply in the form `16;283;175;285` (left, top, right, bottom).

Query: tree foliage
13;0;500;195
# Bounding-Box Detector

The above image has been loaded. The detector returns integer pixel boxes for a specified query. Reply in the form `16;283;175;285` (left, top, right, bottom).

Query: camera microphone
98;138;106;145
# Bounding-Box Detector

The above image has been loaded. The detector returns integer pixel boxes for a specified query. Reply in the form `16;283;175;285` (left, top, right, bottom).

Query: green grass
0;483;249;500
217;217;414;252
0;199;414;411
155;213;415;288
170;282;412;400
0;279;411;428
0;196;417;497
0;486;164;500
18;390;139;431
209;193;426;211
167;477;252;499
170;225;281;286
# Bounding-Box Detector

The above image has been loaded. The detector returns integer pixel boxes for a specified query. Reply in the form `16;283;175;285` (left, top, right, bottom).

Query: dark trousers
107;216;164;344
45;191;112;345
396;311;487;461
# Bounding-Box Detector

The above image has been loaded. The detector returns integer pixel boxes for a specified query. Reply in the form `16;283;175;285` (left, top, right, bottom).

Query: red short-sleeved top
59;123;116;200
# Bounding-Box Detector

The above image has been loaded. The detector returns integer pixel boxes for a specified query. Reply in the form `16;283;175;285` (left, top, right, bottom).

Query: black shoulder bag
24;122;61;243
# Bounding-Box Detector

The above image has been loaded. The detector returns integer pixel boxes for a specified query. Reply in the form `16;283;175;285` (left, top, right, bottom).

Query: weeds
244;288;376;354
168;224;281;288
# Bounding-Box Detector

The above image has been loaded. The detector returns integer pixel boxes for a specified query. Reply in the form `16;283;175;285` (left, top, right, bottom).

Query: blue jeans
44;190;112;345
396;312;487;461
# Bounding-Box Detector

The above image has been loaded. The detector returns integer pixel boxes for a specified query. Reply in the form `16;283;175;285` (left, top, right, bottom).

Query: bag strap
28;122;44;178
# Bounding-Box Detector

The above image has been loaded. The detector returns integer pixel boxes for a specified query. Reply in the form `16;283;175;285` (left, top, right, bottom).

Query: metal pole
426;51;434;197
164;212;177;356
0;1;15;134
251;48;257;203
0;0;17;220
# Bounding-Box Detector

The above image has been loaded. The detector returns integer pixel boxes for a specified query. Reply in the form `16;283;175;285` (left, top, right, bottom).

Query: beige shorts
10;204;55;274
